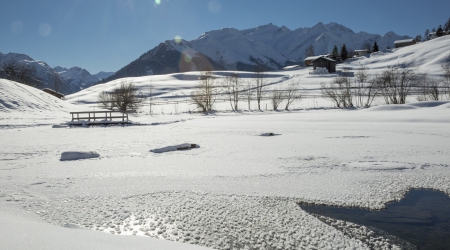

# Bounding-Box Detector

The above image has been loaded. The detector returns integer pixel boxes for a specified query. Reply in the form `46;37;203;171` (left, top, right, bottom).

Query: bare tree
222;72;243;111
0;59;37;86
191;69;217;113
377;63;417;104
283;82;302;110
97;80;141;112
242;80;253;110
147;83;155;115
321;76;353;108
354;64;379;107
417;74;441;101
270;87;284;110
254;66;266;110
442;53;450;99
98;91;114;109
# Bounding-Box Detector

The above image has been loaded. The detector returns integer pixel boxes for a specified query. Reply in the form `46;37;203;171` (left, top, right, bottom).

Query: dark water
299;189;450;250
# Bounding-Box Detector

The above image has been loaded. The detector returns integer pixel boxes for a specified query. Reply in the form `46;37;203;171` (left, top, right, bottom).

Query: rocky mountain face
105;22;410;81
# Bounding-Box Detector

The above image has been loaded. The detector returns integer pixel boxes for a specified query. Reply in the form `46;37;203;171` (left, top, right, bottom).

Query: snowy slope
2;33;450;250
0;79;82;127
343;35;450;76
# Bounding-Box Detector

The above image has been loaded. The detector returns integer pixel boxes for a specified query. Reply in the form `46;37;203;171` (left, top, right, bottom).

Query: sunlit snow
1;36;450;250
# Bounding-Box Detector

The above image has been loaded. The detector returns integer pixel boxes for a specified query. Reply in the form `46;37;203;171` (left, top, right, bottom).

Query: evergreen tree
445;18;450;33
424;29;430;41
340;44;348;61
436;25;444;37
432;28;436;32
415;35;422;42
372;41;379;52
331;45;339;60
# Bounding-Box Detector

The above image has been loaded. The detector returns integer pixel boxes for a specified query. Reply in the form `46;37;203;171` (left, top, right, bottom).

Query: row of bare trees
191;69;302;113
0;60;38;86
322;58;450;108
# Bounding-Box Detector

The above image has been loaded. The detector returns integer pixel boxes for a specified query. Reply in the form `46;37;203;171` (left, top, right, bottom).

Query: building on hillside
304;55;330;66
312;57;336;73
42;88;64;99
394;39;416;48
429;32;437;40
353;50;369;57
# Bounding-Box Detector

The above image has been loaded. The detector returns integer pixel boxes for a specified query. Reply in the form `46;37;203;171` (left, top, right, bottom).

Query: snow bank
150;143;200;153
60;151;100;161
367;101;450;111
310;67;329;75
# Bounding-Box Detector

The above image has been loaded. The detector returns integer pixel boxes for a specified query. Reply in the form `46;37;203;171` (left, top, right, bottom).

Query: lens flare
155;0;161;5
208;0;221;13
38;23;52;36
174;36;182;44
11;21;24;34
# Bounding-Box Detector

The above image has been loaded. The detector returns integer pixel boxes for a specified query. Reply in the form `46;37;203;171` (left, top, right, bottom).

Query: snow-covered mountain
53;66;114;92
104;40;225;82
93;71;115;80
190;22;410;69
0;52;55;89
106;22;410;81
0;52;114;94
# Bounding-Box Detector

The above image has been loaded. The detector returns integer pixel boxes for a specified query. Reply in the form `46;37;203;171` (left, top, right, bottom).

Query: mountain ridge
104;22;410;82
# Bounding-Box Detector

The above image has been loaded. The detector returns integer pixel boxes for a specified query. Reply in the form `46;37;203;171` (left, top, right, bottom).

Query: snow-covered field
1;36;450;250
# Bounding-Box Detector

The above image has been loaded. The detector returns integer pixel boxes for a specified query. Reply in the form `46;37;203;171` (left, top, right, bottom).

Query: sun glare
154;0;161;5
174;35;182;44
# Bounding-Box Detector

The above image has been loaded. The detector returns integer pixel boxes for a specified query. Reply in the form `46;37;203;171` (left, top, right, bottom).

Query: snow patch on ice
150;144;200;153
60;151;100;161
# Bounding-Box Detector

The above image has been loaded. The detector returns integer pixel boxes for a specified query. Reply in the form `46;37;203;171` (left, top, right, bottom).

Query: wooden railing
70;111;128;122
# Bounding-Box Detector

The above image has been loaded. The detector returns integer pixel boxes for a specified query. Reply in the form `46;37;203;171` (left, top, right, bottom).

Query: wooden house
304;55;330;66
42;88;64;99
394;39;416;48
354;50;369;57
312;57;336;73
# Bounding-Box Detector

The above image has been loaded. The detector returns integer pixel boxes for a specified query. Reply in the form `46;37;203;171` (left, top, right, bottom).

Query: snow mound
407;101;450;108
367;101;450;111
367;104;418;111
60;151;100;161
310;67;329;75
150;143;200;153
259;132;281;136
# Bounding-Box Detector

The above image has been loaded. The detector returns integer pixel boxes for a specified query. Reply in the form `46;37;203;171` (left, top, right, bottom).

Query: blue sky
2;0;449;74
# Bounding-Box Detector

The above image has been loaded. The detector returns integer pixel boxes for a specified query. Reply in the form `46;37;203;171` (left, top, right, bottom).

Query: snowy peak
324;22;355;34
54;66;103;90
